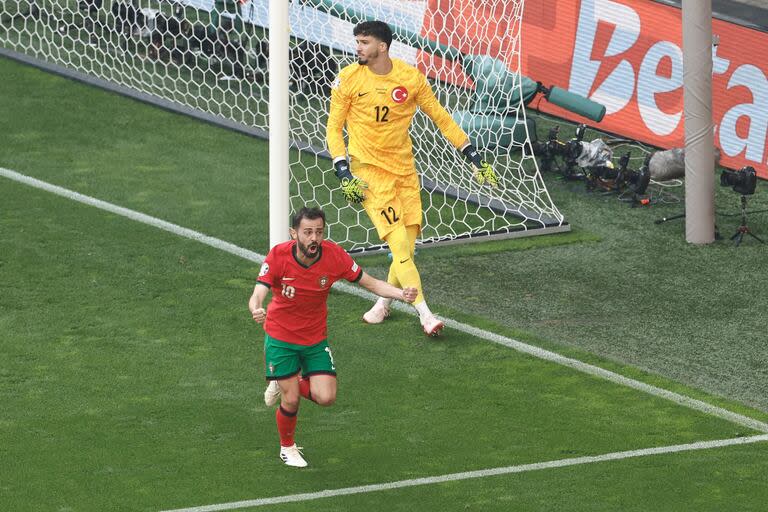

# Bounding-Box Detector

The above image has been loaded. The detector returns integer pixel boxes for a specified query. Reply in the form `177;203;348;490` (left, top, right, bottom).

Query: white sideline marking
160;434;768;512
4;168;768;509
0;168;262;263
4;166;768;434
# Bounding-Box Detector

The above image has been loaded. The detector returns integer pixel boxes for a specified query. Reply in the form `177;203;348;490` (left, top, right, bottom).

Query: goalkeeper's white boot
363;299;390;324
280;444;308;468
420;314;444;337
264;380;281;407
415;301;444;337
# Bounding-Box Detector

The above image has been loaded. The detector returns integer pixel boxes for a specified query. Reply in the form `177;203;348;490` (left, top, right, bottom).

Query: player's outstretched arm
461;143;499;188
358;272;417;303
248;282;270;324
332;158;368;204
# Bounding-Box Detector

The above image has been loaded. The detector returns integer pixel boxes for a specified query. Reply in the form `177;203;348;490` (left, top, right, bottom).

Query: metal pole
269;0;291;248
683;0;715;244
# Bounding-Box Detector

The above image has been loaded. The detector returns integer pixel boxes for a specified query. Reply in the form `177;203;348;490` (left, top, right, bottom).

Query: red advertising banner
419;0;522;87
521;0;768;178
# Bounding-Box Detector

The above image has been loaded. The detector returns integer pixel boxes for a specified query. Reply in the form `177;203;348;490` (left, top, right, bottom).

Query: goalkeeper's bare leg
364;224;443;336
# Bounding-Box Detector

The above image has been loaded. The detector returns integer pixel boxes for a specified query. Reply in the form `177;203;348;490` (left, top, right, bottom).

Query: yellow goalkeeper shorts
351;161;422;240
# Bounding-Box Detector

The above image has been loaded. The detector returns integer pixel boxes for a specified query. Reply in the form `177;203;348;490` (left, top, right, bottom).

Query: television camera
532;124;652;203
531;124;588;180
719;166;763;246
720;166;757;196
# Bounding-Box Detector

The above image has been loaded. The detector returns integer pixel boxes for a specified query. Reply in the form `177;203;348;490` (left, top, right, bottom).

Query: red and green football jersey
257;240;363;345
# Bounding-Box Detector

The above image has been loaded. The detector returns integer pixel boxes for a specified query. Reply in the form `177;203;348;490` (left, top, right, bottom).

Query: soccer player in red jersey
248;206;417;467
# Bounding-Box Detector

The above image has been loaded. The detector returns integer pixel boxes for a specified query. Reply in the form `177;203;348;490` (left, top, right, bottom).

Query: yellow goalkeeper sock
385;225;424;304
406;225;419;257
386;264;401;288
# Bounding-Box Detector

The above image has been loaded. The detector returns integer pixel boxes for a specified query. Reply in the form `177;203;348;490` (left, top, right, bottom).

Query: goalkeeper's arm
333;157;368;203
460;143;499;188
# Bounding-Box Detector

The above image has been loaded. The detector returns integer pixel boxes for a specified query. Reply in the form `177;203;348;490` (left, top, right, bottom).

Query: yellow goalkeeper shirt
326;58;469;175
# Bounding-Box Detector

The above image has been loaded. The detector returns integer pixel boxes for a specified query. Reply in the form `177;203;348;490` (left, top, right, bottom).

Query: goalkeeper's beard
357;48;377;66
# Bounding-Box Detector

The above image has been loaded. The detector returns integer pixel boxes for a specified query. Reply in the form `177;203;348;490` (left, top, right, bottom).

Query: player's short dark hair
292;207;326;229
353;20;393;49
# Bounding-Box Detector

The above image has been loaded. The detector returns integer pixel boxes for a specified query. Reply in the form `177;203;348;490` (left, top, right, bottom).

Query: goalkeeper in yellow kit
326;20;497;336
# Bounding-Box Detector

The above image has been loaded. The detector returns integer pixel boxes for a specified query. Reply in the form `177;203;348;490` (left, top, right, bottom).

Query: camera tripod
731;195;765;246
654;209;722;240
654;212;686;224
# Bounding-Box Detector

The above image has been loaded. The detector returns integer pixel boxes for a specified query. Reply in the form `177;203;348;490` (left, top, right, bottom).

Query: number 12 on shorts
380;206;399;225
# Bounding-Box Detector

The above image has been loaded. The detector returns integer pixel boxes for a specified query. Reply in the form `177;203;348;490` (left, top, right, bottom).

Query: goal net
0;0;567;252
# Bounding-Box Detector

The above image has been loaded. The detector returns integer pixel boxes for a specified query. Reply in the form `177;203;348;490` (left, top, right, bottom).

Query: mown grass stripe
159;434;768;511
3;165;767;439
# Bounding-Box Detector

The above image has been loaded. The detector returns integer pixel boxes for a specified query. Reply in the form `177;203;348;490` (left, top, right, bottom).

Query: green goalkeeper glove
474;161;499;188
462;144;499;188
334;159;368;203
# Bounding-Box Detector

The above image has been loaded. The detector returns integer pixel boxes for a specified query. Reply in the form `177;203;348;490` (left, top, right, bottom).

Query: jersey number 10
281;283;296;298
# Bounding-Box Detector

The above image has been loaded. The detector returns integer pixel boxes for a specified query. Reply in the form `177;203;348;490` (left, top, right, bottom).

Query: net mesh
0;0;565;252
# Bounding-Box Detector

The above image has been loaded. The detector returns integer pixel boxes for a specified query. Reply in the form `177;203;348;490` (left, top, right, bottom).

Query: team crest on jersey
391;86;408;104
258;263;269;277
318;275;329;289
352;262;359;272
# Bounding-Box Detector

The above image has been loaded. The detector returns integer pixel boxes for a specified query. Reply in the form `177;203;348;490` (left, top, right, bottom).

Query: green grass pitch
2;55;768;511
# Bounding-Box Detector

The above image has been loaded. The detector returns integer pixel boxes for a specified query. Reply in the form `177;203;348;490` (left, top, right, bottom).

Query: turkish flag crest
391;86;408;104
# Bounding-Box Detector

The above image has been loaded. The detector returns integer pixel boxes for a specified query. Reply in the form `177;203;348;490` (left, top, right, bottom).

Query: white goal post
0;0;569;252
273;0;569;252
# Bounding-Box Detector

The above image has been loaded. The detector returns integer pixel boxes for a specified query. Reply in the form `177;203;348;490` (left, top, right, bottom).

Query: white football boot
421;314;445;337
362;300;390;324
263;380;281;407
279;444;308;467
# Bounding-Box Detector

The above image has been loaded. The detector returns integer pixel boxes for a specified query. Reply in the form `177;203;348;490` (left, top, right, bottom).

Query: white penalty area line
160;434;768;512
4;166;768;439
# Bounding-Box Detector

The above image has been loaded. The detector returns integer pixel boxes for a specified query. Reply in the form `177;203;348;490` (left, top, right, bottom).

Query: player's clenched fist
401;287;418;303
251;307;266;324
